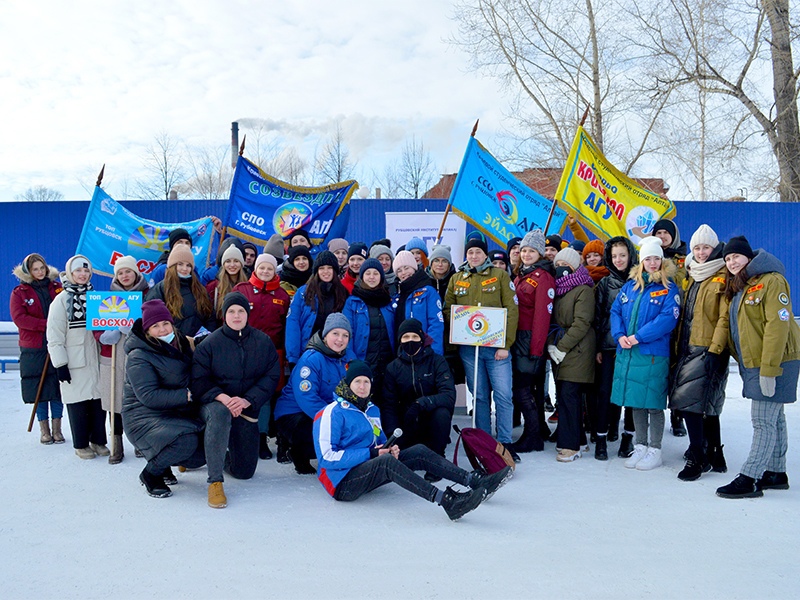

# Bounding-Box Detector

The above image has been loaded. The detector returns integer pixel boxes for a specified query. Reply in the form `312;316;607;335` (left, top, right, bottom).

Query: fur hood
12;264;60;285
628;258;677;291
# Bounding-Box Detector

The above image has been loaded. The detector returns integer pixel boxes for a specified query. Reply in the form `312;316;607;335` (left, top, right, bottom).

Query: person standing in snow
716;236;800;499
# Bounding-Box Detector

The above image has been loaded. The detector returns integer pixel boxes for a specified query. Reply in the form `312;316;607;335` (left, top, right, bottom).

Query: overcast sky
0;0;518;200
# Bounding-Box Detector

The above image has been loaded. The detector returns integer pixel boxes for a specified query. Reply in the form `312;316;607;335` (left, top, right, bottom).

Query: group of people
10;216;797;511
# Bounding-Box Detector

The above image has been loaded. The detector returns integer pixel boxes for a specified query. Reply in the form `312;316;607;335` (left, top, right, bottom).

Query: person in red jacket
340;242;368;293
509;230;556;453
234;252;290;460
10;253;64;444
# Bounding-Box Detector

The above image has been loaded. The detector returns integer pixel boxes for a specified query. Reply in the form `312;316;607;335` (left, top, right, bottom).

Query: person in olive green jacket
716;236;800;499
444;237;519;451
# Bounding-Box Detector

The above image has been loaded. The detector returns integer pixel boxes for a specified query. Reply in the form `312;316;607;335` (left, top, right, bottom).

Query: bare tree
136;131;187;200
176;145;232;199
315;122;356;183
274;147;308;186
396;136;437;198
14;185;64;201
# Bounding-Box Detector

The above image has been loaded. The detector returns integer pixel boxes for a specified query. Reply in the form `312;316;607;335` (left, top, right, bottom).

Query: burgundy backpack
452;425;516;474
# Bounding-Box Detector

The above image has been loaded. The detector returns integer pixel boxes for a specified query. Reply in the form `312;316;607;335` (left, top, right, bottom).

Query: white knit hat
639;237;664;260
221;245;244;266
113;255;138;277
689;224;719;250
553;247;581;271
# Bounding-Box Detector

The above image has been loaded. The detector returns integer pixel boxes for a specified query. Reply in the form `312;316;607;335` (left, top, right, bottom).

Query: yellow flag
555;127;676;245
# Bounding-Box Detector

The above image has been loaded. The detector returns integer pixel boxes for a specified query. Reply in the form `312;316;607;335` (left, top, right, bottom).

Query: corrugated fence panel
2;199;799;320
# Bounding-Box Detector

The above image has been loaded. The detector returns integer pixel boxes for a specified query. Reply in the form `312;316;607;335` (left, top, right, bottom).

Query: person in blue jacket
274;313;355;474
148;228;193;288
610;237;681;472
285;251;349;366
391;250;444;355
342;258;395;406
313;360;511;521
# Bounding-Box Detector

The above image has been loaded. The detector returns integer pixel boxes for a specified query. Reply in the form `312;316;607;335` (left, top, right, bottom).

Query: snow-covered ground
1;371;797;600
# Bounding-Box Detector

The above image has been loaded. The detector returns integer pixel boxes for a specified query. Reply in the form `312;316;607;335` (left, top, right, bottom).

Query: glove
704;352;723;378
527;355;542;374
548;344;566;365
56;365;71;383
759;376;776;398
118;325;132;336
404;402;422;424
99;330;122;345
417;396;434;411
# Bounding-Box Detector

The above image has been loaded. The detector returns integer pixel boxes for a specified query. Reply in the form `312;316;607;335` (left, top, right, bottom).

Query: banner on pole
449;137;568;245
86;291;143;330
225;156;356;255
385;211;467;265
555;126;677;245
449;305;507;348
76;187;215;277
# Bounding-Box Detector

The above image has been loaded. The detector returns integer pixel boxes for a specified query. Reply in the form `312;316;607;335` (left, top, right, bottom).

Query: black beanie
348;242;369;260
288;229;312;246
313;250;340;274
222;291;250;316
370;238;391;250
545;235;563;251
490;250;509;267
652;219;677;242
345;360;373;385
723;235;755;260
506;236;522;254
288;245;312;266
397;318;424;343
169;228;192;250
465;237;488;255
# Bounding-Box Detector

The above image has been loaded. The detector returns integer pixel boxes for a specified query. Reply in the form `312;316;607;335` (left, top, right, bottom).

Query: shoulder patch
779;293;789;305
298;380;312;392
413;290;425;298
482;277;498;286
340;400;350;408
525;277;538;287
299;366;311;379
547;302;553;314
779;308;790;321
673;307;680;319
674;294;680;305
650;289;668;297
747;283;764;294
436;298;442;310
548;288;555;299
455;281;470;288
273;298;285;305
712;276;726;284
509;280;516;291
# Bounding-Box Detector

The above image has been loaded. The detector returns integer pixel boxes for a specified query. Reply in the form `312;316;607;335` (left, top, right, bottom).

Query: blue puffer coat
285;285;333;364
341;295;395;361
391;285;444;355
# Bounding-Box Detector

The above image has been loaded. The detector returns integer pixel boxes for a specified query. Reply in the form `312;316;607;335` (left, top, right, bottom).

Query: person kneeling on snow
313;360;511;520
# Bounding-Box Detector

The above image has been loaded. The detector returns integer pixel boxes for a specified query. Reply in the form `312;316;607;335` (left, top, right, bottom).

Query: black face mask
400;340;423;356
554;266;573;279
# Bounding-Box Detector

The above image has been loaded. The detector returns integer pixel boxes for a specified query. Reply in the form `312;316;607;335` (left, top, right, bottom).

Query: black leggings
66;399;107;449
333;444;470;502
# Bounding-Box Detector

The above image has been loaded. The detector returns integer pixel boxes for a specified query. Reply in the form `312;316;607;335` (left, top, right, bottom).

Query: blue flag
449;137;567;245
225;157;355;255
76;187;215;278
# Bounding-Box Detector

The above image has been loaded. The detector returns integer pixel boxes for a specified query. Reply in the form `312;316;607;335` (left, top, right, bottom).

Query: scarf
459;258;493;274
586;264;610;283
685;255;725;283
280;260;311;289
111;272;149;293
352;280;391;308
396;268;432;324
335;379;371;413
31;278;54;319
519;258;555;278
62;280;92;326
248;272;281;292
555;265;594;297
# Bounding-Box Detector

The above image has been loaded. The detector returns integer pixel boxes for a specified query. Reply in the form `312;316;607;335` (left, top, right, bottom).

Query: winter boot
607;420;619;443
624;444;647;469
140;468;171;498
756;471;790;491
618;432;635;458
594;436;608;461
39;420;54;445
259;433;273;460
208;482;227;508
469;466;513;500
108;435;124;465
135;447;145;458
90;442;110;457
635;447;663;471
670;410;687;437
75;446;96;459
162;467;178;485
707;445;728;473
294;458;316;475
277;438;292;464
440;486;484;520
51;418;65;444
678;449;711;481
716;474;763;499
509;388;544;453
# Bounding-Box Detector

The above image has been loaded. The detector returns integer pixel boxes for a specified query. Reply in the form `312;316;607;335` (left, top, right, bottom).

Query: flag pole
96;164;105;188
435;120;479;244
239;135;246;156
545;106;590;234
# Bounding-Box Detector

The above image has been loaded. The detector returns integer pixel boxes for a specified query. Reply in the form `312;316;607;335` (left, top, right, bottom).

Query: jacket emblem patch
747;283;764;294
455;281;470;288
779;308;790;321
273;298;284;305
525;277;538;287
482;277;498;286
650;289;668;297
712;277;726;284
779;293;789;305
299;366;311;378
299;380;312;392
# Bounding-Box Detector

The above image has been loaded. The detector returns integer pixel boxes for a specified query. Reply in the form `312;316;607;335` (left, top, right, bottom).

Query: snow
1;371;798;600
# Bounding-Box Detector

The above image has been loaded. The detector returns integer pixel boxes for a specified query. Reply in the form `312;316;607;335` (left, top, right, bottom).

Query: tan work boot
90;442;111;457
39;420;54;445
109;435;124;465
75;447;96;459
51;418;66;443
208;482;227;508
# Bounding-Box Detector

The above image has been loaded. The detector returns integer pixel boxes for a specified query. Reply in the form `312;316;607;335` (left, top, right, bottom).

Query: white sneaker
636;447;663;471
556;448;582;462
624;444;647;469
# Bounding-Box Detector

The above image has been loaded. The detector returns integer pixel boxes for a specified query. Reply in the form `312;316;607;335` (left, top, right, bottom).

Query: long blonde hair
163;265;213;320
629;258;676;291
213;261;248;318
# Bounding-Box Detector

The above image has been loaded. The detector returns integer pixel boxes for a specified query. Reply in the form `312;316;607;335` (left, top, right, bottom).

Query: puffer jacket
594;236;638;352
513;259;556;361
10;265;62;349
121;321;203;460
233;276;290;350
341;294;395;362
392;270;446;355
285;284;344;364
551;279;596;384
146;278;217;337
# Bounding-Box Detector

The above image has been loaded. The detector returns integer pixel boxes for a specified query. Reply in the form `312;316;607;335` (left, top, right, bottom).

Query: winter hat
405;237;428;256
466;231;486;243
254;253;278;271
287;229;311;246
370;238;392;250
582;240;605;259
348;242;369;260
465;237;488;255
113;255;139;277
639;237;664;260
428;244;452;264
690;224;719;250
393;250;418;273
545;235;563;251
264;233;286;261
369;244;394;261
327;238;349;253
490;250;509;268
221;245;244;266
322;312;352;338
167;245;195;268
358;258;385;283
142;299;174;331
66;254;91;275
652;219;677;242
520;230;546;257
288;245;312;267
241;241;258;257
344;360;373;385
554;247;581;271
506;236;522;255
723;235;755;260
22;253;47;276
222;291;250;316
313;250;339;274
397;318;424;343
168;228;192;250
571;240;586;254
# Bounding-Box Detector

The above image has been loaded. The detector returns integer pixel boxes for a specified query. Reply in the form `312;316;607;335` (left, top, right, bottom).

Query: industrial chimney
231;122;239;169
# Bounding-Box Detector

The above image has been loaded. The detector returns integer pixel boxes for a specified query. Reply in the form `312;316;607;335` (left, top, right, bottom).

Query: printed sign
385;211;467;265
449;304;507;348
86;291;143;330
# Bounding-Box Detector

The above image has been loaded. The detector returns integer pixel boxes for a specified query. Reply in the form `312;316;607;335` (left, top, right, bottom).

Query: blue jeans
36;400;64;421
460;346;513;443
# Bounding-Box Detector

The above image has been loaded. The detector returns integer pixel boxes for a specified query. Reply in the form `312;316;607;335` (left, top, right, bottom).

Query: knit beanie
554;247;581;271
344;360;373;385
490;250;509;268
359;258;385;283
465;237;488;255
397;318;424;342
328;238;349;253
520;230;546;257
288;245;312;267
393;250;418;273
571;240;586;254
168;228;192;250
222;291;251;317
255;253;278;271
242;241;258;257
506;236;522;255
582;239;605;259
690;224;719;250
466;231;486;244
369;244;394;261
142;299;173;331
167;245;195;268
113;255;139;277
428;244;452;264
322;312;352;338
66;254;92;275
639;237;664;260
545;235;563;251
313;250;339;274
405;237;428;256
348;242;369;260
221;245;244;266
723;235;755;260
288;229;311;246
652;219;677;242
263;233;286;261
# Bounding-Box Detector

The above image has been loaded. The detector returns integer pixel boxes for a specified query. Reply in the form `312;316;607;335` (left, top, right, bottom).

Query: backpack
452;424;516;474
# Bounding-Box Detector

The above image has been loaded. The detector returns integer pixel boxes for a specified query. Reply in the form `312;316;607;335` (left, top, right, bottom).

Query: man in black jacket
191;292;280;508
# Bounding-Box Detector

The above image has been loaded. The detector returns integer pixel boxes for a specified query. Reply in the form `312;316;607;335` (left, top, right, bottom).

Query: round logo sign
273;202;312;236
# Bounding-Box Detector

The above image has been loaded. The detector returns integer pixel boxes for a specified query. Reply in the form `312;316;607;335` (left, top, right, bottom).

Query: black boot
671;410;687;437
440;486;485;520
259;433;273;460
509;388;544;453
162;467;178;485
707;445;727;473
140;468;172;498
594;436;608;461
756;471;790;491
716;474;763;499
469;466;513;500
618;433;634;458
678;449;711;481
277;438;292;464
607;418;619;443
